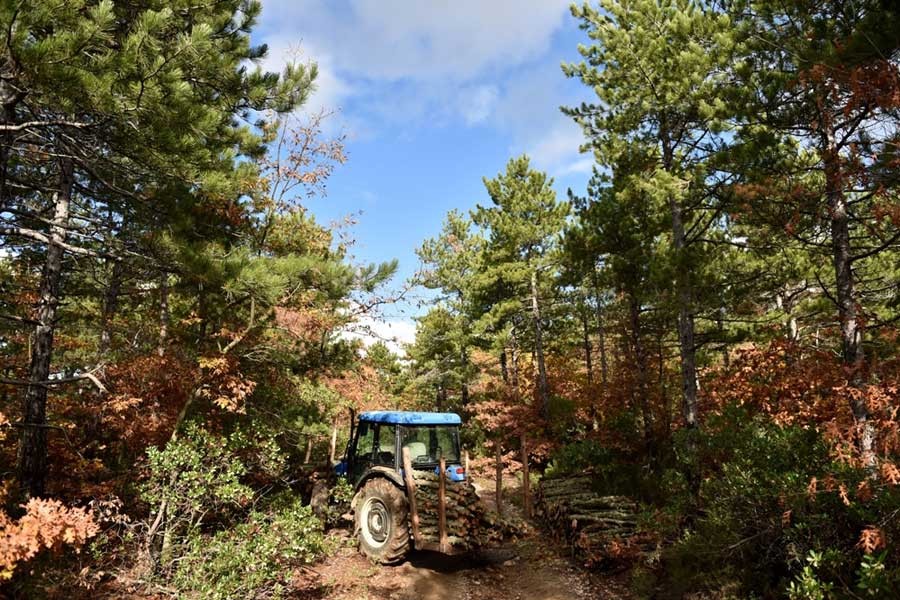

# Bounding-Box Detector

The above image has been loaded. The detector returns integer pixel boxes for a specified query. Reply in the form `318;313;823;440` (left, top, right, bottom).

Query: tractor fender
351;467;406;511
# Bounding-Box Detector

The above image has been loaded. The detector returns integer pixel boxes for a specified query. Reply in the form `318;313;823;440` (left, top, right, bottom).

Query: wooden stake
438;457;448;553
401;447;422;547
495;442;503;518
304;436;313;464
521;433;531;518
328;422;338;464
463;450;469;475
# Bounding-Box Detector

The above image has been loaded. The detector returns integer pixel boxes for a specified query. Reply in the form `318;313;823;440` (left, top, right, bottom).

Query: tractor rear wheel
355;478;410;564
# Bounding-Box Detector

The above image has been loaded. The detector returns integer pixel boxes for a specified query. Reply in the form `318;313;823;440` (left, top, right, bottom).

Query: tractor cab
338;411;465;490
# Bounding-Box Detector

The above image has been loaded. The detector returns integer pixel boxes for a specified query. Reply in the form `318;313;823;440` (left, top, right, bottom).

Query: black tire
354;478;410;564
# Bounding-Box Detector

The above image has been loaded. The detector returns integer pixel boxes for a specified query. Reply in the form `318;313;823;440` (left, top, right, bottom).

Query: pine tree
472;156;569;421
564;0;736;431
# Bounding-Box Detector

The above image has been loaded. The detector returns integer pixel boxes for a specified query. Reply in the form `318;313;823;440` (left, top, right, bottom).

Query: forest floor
294;475;635;600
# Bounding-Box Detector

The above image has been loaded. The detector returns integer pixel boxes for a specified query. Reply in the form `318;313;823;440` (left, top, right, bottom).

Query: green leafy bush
172;494;325;599
546;438;653;498
143;423;252;526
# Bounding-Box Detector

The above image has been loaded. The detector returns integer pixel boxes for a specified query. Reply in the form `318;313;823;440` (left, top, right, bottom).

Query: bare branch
0;119;91;132
0;370;108;393
0;225;104;258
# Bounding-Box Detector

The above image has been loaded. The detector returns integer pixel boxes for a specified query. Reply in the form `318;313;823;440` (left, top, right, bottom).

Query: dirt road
305;530;633;600
299;477;634;600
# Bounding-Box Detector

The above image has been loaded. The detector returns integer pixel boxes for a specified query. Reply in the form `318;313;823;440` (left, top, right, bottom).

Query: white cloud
258;37;353;124
557;156;594;176
255;1;595;174
490;64;593;178
527;122;586;170
458;85;499;125
259;0;571;82
341;315;416;356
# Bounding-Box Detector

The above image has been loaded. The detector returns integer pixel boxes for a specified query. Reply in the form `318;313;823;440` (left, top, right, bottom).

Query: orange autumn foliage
703;340;900;470
0;499;98;580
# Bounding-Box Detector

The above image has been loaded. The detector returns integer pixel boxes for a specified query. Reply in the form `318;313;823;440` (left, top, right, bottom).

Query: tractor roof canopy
358;411;461;426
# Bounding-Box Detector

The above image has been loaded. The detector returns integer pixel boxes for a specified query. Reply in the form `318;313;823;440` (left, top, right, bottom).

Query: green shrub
661;406;900;598
172;494;325;599
546;438;654;498
143;424;252;531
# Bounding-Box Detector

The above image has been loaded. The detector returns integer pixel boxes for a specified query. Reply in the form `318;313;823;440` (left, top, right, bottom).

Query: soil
295;475;635;600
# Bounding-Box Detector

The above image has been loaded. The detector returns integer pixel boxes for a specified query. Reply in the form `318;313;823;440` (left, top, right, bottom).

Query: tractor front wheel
355;478;410;564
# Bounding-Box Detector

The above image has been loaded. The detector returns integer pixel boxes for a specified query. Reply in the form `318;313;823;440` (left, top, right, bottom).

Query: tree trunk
823;119;873;468
591;271;610;379
495;442;503;517
158;273;169;357
591;271;610;412
510;333;520;397
581;304;594;385
581;302;599;430
0;68;21;211
660;124;698;430
500;350;509;384
658;326;671;435
717;310;729;368
438;384;447;411
628;292;653;443
669;200;698;429
531;271;550;420
99;259;124;354
304;436;314;464
460;347;469;406
17;157;74;499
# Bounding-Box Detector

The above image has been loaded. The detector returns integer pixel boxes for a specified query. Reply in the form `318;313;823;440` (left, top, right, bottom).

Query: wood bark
581;304;594;386
591;270;610;391
99;259;124;354
438;457;448;552
535;475;644;569
0;60;21;211
402;448;422;546
304;436;313;464
521;433;531;518
158;273;169;357
17;157;74;499
495;442;503;518
530;270;550;420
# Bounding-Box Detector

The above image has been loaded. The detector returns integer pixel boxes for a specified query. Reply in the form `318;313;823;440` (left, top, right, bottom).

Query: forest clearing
2;1;900;599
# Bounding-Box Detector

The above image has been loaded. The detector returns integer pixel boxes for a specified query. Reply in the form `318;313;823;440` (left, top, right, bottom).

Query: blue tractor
336;411;469;563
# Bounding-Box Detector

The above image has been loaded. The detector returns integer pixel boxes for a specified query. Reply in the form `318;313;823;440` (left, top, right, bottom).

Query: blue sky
255;1;595;349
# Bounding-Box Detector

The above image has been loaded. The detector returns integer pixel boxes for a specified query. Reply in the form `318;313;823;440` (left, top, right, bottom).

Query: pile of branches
535;474;653;569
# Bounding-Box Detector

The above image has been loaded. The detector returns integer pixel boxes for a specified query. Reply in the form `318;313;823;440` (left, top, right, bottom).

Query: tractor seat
404;441;428;462
376;440;395;466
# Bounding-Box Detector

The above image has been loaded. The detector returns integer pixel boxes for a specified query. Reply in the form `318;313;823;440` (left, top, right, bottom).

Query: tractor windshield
400;425;460;466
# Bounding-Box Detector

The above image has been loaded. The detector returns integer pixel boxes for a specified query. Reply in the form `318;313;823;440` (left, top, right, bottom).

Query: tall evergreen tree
472;156;569;420
564;0;736;431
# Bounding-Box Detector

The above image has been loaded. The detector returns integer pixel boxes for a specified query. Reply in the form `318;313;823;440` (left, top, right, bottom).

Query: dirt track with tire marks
300;476;634;600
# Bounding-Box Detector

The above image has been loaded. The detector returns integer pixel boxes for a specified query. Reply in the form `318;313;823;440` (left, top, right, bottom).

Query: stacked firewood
410;470;486;550
535;474;649;569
